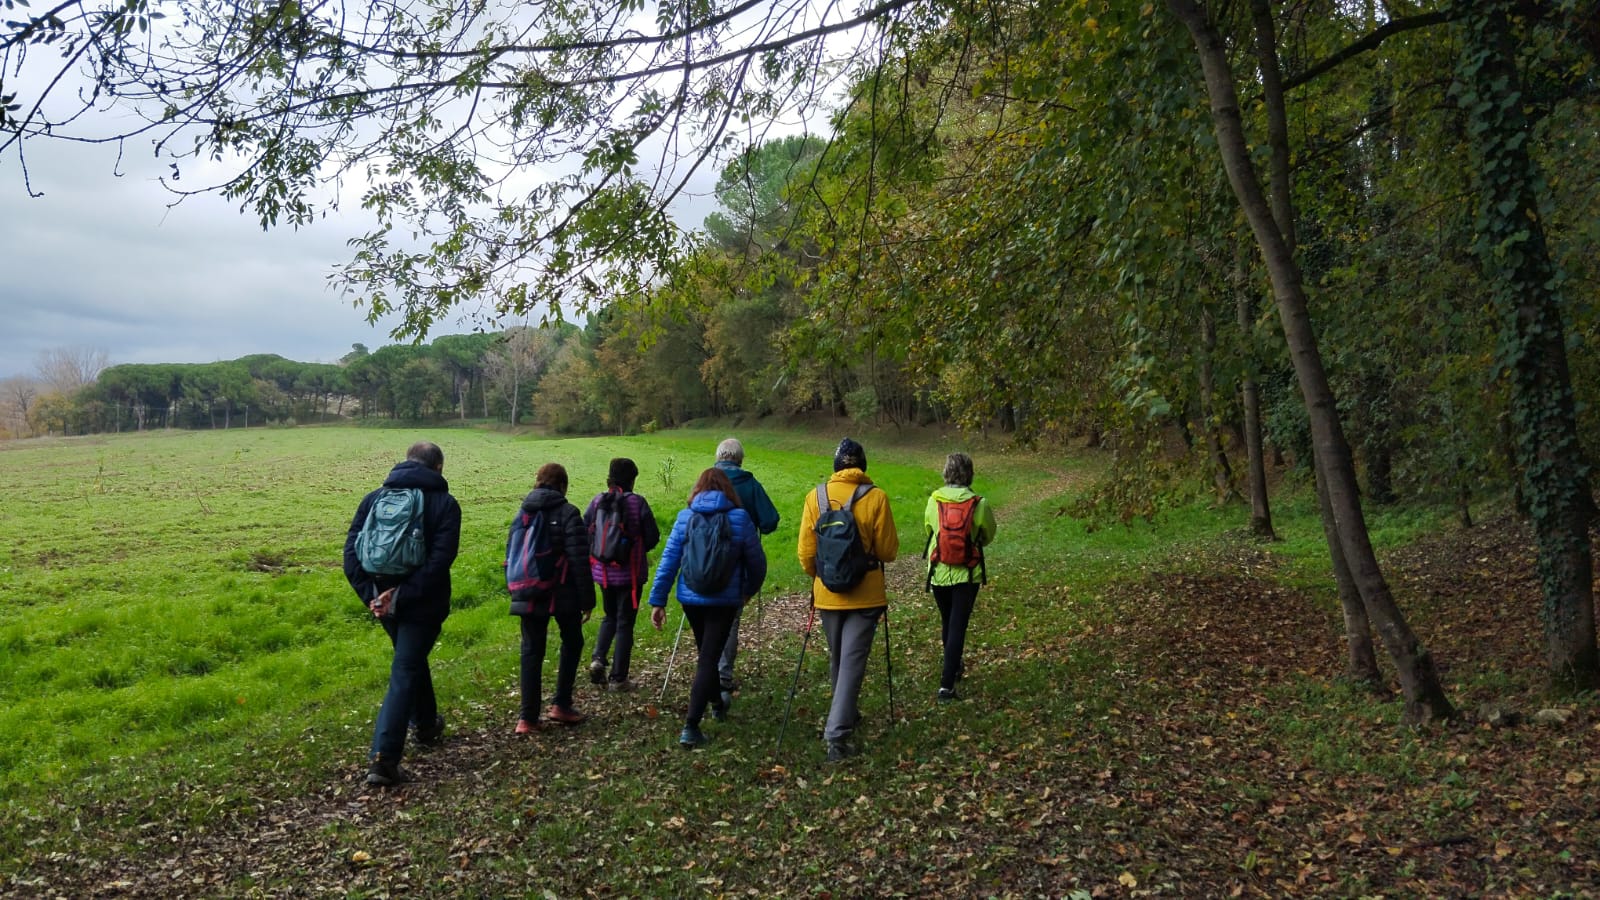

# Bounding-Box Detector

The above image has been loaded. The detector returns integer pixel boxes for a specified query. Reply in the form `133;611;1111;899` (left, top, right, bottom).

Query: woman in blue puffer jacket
649;467;767;749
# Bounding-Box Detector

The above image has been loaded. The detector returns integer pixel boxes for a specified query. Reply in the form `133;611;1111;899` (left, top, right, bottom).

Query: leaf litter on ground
6;515;1598;897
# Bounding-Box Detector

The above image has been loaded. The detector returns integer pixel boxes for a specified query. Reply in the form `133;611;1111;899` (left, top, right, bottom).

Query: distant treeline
10;305;941;437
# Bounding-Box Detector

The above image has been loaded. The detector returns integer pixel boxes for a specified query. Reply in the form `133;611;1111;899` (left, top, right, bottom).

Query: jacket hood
715;461;754;487
521;486;568;512
932;485;978;502
829;468;872;487
383;460;449;493
689;489;736;514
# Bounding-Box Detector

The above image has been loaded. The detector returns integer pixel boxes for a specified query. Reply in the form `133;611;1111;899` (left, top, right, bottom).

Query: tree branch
1282;10;1456;93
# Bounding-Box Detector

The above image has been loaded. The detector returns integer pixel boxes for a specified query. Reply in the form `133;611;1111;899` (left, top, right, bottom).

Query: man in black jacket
343;441;462;787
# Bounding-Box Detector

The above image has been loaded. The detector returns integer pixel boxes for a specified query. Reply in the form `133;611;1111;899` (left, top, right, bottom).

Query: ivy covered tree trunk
1170;0;1452;721
1455;1;1599;692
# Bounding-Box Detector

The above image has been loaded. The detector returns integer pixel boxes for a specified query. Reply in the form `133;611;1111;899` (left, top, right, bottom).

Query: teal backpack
355;487;427;575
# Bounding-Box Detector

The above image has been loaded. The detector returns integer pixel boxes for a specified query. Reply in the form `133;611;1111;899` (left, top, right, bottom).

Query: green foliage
654;454;678;495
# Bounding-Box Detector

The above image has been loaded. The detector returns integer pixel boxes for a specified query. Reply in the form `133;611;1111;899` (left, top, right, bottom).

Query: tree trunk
1170;0;1453;722
1365;433;1397;505
1316;456;1382;687
1235;258;1275;539
1458;2;1599;692
1198;308;1240;502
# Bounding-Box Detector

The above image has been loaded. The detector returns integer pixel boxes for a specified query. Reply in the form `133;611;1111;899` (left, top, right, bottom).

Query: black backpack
812;483;877;592
680;509;736;594
588;491;631;564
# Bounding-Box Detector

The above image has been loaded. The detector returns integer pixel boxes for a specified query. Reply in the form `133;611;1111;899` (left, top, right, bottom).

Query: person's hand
651;606;666;630
369;588;396;618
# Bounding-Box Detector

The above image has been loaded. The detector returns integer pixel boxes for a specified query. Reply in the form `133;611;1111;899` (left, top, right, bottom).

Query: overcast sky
0;138;432;381
0;136;740;384
0;4;843;385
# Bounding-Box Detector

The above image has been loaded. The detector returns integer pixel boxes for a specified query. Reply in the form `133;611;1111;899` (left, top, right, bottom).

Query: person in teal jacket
923;452;997;702
712;437;780;702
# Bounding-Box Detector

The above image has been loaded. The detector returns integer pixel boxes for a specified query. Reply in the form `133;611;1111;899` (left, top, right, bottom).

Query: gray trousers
819;606;883;743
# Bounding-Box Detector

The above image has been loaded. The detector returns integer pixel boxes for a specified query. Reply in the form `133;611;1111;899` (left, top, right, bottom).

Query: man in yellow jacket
797;438;899;761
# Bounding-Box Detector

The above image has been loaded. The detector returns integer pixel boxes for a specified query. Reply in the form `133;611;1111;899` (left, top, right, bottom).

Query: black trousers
932;581;979;691
520;610;584;719
682;605;738;727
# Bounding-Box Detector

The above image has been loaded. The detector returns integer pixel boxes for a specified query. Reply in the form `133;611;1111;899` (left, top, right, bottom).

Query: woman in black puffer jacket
508;462;595;732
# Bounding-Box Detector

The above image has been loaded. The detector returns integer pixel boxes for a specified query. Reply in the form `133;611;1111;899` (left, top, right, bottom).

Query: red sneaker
545;705;586;725
514;718;536;734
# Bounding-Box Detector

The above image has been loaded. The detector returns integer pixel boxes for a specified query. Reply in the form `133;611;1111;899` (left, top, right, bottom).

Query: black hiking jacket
508;486;595;616
343;460;461;625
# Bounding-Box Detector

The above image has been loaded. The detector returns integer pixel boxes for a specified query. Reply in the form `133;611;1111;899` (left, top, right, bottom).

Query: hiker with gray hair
712;438;780;703
923;452;997;702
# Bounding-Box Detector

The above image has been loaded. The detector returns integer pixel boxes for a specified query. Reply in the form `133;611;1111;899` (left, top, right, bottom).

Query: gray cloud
0;141;410;380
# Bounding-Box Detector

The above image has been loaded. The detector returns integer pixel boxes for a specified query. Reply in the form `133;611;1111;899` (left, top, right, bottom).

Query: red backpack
928;496;985;584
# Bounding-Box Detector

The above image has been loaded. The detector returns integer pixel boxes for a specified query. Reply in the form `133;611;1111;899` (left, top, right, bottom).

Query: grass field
3;425;1596;897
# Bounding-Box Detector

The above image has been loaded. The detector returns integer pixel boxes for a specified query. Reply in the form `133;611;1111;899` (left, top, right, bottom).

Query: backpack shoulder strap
816;483;831;512
844;483;874;510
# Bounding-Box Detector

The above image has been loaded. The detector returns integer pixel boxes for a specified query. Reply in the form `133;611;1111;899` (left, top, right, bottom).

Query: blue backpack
680;510;736;595
506;508;566;612
812;483;877;592
354;487;427;575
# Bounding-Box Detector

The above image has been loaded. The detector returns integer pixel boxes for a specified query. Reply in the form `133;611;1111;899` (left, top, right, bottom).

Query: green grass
0;426;1068;797
0;425;1446;797
2;425;1593;897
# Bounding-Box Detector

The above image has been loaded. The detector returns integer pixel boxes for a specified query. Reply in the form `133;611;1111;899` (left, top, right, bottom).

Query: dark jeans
520;610;584;719
682;605;738;727
370;617;442;762
592;584;640;681
932;582;979;691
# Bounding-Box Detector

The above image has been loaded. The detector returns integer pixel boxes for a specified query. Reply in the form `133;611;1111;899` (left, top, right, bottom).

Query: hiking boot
719;688;734;711
937;688;961;703
413;714;446;746
825;741;858;763
589;660;607;685
546;704;586;725
679;724;708;749
365;757;411;787
514;718;537;734
606;678;636;693
711;700;729;722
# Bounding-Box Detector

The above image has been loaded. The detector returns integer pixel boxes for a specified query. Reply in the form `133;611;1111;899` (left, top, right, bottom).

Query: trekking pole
777;599;816;751
882;608;897;725
659;609;686;702
754;591;764;682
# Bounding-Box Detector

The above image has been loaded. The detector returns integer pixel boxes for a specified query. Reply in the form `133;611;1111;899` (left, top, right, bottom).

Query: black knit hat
608;457;639;490
833;438;867;472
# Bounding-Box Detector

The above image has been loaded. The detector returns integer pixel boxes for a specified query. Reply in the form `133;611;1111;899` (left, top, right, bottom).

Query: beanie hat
608;457;639;491
833;437;867;472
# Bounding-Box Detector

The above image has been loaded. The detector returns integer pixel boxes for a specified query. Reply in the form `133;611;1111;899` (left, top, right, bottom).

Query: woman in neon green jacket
923;452;997;702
